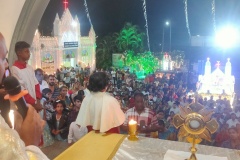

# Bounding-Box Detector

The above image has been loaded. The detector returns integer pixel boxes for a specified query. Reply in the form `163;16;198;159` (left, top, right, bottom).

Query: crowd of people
34;64;240;150
1;32;240;159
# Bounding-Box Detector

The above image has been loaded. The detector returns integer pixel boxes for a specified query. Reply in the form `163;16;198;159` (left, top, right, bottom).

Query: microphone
3;76;28;119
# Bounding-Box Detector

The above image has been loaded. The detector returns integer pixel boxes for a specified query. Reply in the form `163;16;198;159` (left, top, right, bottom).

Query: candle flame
129;119;137;125
9;110;14;129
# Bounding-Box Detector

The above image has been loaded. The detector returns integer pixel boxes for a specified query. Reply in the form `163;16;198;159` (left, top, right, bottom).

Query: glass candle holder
128;119;138;141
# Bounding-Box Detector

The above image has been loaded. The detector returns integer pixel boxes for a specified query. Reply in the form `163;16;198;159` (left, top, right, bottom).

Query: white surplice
76;92;125;133
0;115;49;160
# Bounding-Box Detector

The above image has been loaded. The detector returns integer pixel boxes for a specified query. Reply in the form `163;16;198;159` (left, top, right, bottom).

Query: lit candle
128;119;138;141
129;119;137;133
9;110;14;129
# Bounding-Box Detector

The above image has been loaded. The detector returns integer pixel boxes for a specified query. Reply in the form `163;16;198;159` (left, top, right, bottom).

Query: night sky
39;0;240;52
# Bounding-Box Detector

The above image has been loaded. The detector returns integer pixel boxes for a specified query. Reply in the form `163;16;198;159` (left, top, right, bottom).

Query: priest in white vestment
0;33;48;159
76;72;125;133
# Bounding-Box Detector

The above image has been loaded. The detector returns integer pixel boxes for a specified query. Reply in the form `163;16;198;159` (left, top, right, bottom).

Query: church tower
53;13;60;37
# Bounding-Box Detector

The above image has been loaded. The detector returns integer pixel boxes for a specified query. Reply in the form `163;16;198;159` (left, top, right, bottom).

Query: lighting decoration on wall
84;0;93;27
142;0;150;51
184;0;191;39
63;0;68;10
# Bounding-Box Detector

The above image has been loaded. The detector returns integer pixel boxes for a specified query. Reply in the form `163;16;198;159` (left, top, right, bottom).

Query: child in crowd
39;88;55;147
41;88;55;120
68;94;83;124
48;100;69;141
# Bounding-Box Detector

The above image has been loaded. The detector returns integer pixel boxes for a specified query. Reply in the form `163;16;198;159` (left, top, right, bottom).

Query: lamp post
161;28;164;52
165;21;172;52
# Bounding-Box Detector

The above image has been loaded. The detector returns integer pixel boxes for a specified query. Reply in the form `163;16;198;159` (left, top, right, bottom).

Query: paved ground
41;141;68;160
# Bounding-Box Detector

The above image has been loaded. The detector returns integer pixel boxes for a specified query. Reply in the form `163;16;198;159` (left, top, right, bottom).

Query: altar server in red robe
11;41;42;111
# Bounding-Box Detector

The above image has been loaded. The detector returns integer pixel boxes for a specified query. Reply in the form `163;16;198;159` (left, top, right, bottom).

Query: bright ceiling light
215;26;239;49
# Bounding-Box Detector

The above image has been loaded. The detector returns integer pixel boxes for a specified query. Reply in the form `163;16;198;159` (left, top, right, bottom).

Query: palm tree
96;33;119;69
117;23;145;53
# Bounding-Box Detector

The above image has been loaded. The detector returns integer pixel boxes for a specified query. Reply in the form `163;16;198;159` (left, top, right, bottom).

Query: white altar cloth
113;137;240;160
164;149;228;160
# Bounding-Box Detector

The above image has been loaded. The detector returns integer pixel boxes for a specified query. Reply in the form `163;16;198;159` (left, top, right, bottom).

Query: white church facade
30;9;96;74
197;58;235;105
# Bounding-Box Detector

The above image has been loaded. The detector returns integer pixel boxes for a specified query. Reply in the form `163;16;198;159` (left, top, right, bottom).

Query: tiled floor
41;141;69;160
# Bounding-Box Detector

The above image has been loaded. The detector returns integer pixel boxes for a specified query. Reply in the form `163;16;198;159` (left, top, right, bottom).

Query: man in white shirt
68;121;88;145
168;99;174;108
111;69;116;85
35;68;48;92
70;68;76;84
169;102;180;114
187;90;194;97
226;113;240;128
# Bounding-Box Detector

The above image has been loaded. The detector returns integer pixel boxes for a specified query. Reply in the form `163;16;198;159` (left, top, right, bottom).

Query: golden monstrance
173;99;219;160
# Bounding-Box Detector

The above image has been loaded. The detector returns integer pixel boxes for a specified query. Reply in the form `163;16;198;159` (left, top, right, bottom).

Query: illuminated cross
63;0;68;10
215;61;220;68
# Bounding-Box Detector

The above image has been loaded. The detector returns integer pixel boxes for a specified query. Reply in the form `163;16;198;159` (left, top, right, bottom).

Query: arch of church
0;0;50;66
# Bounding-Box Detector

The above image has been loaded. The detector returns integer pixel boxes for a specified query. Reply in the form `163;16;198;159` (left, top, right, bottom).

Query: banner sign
64;42;78;48
112;53;124;68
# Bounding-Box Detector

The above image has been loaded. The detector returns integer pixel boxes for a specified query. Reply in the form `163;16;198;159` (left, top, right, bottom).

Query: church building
30;8;96;74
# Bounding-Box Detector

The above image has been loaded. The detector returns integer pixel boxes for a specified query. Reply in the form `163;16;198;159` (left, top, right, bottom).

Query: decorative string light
212;0;216;34
184;0;191;38
142;0;150;51
84;0;93;27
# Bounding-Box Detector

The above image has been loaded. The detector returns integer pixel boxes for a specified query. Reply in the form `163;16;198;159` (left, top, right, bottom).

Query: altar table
54;131;240;160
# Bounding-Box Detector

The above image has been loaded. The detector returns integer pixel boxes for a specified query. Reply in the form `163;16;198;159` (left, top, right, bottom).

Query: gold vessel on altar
173;96;219;160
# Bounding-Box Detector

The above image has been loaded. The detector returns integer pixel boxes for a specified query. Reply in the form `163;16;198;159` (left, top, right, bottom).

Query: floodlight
215;26;239;49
